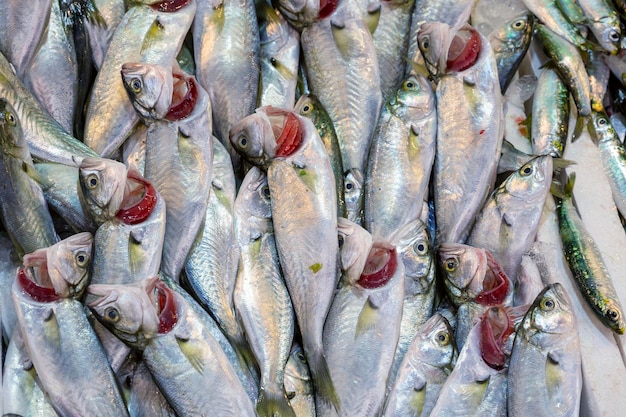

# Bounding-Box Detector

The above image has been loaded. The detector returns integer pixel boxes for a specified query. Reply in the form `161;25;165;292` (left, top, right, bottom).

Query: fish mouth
146;278;179;334
115;170;157;225
165;71;198;121
16;267;60;303
357;241;398;289
479;306;514;370
150;0;192;12
475;252;509;306
264;107;303;157
446;26;481;73
319;0;338;19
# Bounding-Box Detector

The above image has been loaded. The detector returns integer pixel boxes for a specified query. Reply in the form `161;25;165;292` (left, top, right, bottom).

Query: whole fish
193;0;259;171
387;219;437;389
467;155;554;282
555;174;626;334
322;239;405;417
183;139;244;356
577;0;621;54
0;98;59;257
87;277;257;417
531;67;570;157
488;11;534;93
383;313;457;417
258;1;301;109
230;106;340;409
84;0;196;157
294;93;346;217
508;283;582;416
122;62;213;283
284;344;317;417
234;166;297;417
363;74;436;241
418;22;503;245
12;236;129;417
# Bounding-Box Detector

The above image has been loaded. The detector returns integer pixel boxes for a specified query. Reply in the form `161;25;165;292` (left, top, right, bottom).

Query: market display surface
1;0;626;416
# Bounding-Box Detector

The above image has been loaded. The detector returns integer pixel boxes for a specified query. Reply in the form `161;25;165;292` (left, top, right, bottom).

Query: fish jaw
121;62;174;121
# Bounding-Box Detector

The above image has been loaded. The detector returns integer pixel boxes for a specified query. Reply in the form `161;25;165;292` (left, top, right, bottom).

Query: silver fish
128;361;177;417
577;0;621;54
77;157;128;225
284;344;317;417
531;67;570;157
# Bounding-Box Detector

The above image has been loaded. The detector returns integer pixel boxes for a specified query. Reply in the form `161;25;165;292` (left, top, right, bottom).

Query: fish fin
141;18;166;55
356;296;379;336
22;162;52;189
413;375;427;391
209;0;225;33
364;3;381;34
404;58;431;78
409;378;427;415
572;114;588;142
552;158;576;172
175;333;205;374
580;38;605;52
330;18;353;60
307;348;340;411
256;387;297;417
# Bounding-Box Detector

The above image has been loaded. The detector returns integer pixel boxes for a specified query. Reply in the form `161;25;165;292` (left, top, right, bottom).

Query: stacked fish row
0;0;625;416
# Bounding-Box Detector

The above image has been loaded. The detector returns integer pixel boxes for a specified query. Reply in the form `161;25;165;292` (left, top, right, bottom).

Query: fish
274;0;341;30
234;166;297;417
554;173;626;334
467;155;555;282
383;313;457;417
0;98;59;257
88;276;257;417
531;67;570;157
577;0;621;54
322;238;405;416
344;167;365;224
507;283;582;416
363;74;436;241
284;344;317;417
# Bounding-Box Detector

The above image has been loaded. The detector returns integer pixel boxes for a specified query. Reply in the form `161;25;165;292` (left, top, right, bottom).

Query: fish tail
308;348;340;412
256;387;297;417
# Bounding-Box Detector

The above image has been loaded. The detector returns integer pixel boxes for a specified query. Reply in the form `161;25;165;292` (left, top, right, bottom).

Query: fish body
364;74;436;240
508;283;582;416
531;67;570;157
284;344;317;417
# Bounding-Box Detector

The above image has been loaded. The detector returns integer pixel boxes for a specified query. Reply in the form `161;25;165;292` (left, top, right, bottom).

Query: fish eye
270;57;278;67
435;330;450;345
443;258;458;272
413;241;428;255
540;297;555;311
420;38;430;51
75;251;89;267
238;135;248;148
261;185;271;197
130;78;142;93
609;30;620;42
598;117;608;126
338;234;345;249
520;163;533;176
300;103;313;114
345;181;354;191
512;19;525;30
295;351;306;362
606;308;620;322
104;307;120;322
286;391;296;400
4;111;16;126
86;173;99;189
403;79;416;90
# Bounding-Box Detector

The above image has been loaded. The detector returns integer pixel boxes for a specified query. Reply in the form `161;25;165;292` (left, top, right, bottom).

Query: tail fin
256;387;297;417
308;349;340;412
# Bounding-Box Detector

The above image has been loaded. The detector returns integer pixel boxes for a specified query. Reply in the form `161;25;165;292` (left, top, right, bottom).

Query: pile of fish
1;0;626;415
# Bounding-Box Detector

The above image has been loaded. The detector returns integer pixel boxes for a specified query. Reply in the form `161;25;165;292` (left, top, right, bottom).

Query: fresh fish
322;239;405;416
88;277;257;417
234;166;297;417
294;93;346;217
344;167;365;224
128;361;177;417
577;0;621;54
488;11;534;93
284;344;317;417
122;62;213;283
589;108;626;218
419;22;503;245
77;157;130;225
83;0;126;70
555;173;626;334
0;98;59;257
230;106;340;409
193;0;260;171
0;51;97;165
183;139;243;356
12;236;129;417
387;219;437;388
536;24;592;118
467;155;554;282
383;313;457;417
428;306;512;417
363;74;436;241
508;283;582;416
531;67;570;157
514;252;547;307
84;1;196;157
556;0;587;25
498;139;533;174
258;0;301;109
471;0;528;37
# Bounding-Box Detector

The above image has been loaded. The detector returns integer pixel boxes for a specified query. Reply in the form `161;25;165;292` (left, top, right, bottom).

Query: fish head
229;110;276;167
237;166;272;223
389;75;435;119
418;22;483;78
490;12;534;52
344;168;364;222
0;98;24;155
524;283;580;336
596;14;621;55
438;243;486;303
121;62;174;121
87;277;163;349
23;232;93;299
78;157;128;224
503;155;553;204
294;94;321;126
419;313;457;371
337;217;373;284
392;219;434;296
274;0;340;29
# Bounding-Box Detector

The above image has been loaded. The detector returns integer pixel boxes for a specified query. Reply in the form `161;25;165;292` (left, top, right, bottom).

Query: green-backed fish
531;67;570;157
